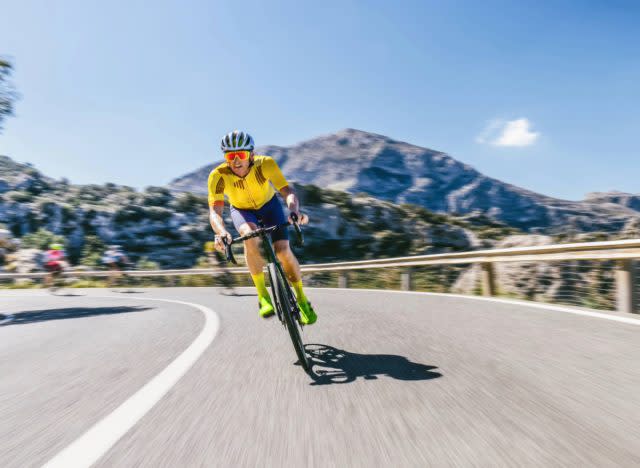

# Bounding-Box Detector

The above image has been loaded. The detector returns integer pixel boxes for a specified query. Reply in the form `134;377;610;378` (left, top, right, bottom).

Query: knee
274;241;293;258
244;238;261;254
239;222;257;236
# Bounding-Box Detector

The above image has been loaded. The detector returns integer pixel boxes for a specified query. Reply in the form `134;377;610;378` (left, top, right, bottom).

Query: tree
21;229;66;250
79;235;106;267
0;57;18;133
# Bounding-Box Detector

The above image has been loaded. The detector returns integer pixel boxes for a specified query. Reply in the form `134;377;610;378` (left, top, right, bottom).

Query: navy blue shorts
230;195;289;242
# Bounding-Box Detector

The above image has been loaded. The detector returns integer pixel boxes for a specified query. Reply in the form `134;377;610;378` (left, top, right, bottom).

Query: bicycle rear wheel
268;263;310;371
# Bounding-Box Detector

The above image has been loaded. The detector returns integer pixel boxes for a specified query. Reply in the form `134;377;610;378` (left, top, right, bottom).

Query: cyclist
209;130;317;324
102;245;131;287
43;243;67;289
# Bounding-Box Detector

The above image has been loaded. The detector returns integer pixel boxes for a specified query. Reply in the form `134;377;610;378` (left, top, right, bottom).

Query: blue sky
1;0;638;200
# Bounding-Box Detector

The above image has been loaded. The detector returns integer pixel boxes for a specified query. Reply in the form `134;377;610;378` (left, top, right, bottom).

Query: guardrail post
481;262;496;296
616;259;637;314
401;268;413;291
338;272;349;289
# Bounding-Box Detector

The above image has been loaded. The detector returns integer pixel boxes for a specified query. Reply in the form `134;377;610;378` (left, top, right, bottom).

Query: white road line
309;287;640;326
42;297;221;468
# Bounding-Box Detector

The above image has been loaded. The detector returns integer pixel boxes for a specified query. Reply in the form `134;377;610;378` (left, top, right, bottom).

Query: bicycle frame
260;233;287;322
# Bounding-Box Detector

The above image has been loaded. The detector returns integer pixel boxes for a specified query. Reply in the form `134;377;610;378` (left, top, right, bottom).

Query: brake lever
289;213;304;247
222;237;237;264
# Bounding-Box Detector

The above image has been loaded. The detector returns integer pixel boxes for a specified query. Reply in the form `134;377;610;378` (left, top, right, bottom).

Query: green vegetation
136;257;160;270
21;228;65;250
174;192;206;213
6;191;34;203
142;186;173;206
79;235;106;267
475;226;521;240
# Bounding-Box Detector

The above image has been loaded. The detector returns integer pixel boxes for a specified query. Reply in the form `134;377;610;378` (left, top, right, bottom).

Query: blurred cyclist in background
43;243;67;290
102;245;131;288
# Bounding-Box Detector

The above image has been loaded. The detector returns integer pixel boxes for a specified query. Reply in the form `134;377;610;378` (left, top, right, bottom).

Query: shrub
70;279;108;288
144;206;173;221
7;191;33;203
174;192;206;213
113;206;146;223
76;185;108;203
80;235;106;267
142;186;173;206
7;279;38;289
21;228;65;250
137;257;160;270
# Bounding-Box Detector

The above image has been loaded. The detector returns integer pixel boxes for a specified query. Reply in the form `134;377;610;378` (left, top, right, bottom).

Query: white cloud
476;118;540;147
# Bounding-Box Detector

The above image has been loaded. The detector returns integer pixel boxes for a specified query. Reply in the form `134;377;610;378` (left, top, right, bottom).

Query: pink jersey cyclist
44;244;65;273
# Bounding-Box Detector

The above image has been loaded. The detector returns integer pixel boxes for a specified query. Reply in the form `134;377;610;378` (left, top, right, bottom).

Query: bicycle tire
268;263;310;371
268;265;284;323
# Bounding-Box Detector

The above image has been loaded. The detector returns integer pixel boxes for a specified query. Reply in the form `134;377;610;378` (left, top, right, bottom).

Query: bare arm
209;204;227;234
279;186;308;224
209;204;232;251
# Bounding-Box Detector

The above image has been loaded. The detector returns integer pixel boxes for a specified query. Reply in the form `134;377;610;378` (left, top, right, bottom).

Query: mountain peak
293;128;393;148
169;129;639;231
335;128;389;138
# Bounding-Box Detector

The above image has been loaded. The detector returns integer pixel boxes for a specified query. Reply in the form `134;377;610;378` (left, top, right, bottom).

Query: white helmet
220;130;254;152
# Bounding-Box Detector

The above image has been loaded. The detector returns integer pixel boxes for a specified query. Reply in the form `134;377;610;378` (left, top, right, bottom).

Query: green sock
251;273;270;300
292;280;308;304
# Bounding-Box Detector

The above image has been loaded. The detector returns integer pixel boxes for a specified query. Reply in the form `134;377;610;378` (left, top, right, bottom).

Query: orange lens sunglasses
224;150;251;162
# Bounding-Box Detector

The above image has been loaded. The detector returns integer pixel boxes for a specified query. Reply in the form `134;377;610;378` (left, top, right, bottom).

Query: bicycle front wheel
268;263;310;371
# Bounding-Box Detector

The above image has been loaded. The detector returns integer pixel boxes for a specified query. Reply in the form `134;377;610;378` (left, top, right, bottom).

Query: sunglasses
224;150;251;162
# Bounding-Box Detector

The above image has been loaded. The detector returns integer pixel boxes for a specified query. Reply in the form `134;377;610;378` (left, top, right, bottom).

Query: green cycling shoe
258;296;275;318
298;301;317;325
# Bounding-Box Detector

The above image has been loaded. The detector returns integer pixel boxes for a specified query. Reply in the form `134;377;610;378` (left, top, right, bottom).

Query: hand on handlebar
288;212;309;225
214;231;232;253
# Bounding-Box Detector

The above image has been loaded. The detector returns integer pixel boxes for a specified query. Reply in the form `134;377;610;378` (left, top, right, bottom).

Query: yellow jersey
207;155;289;210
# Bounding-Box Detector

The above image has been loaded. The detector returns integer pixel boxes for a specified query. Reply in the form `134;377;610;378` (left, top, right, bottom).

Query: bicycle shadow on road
305;344;442;385
49;292;86;297
1;306;152;327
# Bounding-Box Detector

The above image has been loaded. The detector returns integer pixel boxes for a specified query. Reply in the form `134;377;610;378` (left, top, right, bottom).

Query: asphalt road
1;287;639;467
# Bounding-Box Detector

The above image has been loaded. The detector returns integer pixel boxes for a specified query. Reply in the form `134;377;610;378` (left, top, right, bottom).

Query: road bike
223;216;311;371
109;261;137;293
46;264;67;295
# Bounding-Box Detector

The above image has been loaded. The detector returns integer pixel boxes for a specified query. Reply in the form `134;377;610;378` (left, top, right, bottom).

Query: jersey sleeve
262;157;289;190
207;170;226;206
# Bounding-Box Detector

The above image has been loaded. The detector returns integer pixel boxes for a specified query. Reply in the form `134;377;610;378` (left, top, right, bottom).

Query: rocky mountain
0;155;207;267
170;129;639;232
584;191;640;212
0;155;519;269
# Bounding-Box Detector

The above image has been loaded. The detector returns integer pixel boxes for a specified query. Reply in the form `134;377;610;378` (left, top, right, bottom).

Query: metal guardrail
2;239;638;313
